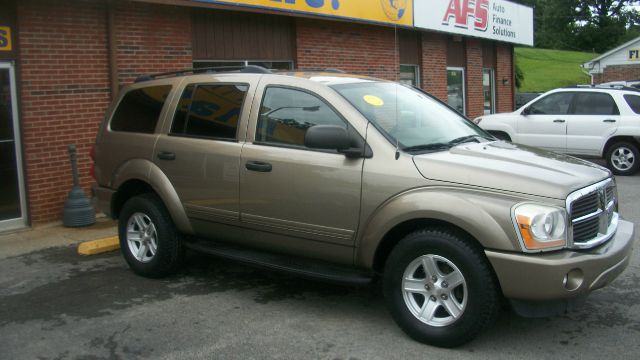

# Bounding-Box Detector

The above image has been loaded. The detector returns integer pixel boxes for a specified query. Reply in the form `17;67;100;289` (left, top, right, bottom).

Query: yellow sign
363;95;384;106
195;0;413;26
0;26;11;51
629;49;640;61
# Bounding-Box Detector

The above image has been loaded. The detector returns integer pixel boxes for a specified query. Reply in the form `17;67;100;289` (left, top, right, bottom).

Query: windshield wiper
447;135;491;146
402;143;451;153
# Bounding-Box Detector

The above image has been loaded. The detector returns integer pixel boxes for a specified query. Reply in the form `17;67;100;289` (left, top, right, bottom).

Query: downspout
107;0;119;100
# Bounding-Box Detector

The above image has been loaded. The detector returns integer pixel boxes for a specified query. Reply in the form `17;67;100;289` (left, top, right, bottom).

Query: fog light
563;269;584;291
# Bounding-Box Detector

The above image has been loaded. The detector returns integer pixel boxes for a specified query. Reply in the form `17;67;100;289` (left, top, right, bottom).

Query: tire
606;141;639;176
383;228;500;348
118;193;184;278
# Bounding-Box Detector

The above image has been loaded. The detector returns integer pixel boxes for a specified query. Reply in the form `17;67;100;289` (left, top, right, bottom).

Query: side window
624;95;640;114
528;92;574;115
573;92;619;115
171;84;248;140
256;87;347;147
110;85;172;133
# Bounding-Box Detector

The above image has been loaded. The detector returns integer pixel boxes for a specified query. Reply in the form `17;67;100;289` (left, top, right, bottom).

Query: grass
515;47;597;93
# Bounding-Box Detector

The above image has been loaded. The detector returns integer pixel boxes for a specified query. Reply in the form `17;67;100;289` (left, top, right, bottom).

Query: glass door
0;62;27;231
447;67;465;115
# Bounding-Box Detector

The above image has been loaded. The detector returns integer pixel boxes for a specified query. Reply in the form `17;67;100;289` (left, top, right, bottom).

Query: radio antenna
394;25;400;160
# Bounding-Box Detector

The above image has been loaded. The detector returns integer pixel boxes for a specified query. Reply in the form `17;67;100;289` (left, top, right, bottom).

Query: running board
184;240;373;286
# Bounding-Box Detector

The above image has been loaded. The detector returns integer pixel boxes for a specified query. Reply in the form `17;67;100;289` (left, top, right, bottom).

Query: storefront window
193;60;293;70
483;69;495;115
447;68;465;115
399;64;419;86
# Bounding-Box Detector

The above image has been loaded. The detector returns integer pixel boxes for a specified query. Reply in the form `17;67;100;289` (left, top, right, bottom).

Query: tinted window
256;87;346;147
528;92;574;115
171;84;248;140
624;94;640;114
573;92;619;115
110;85;172;133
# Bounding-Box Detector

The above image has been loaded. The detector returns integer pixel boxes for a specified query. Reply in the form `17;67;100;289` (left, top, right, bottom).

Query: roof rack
134;65;272;83
293;68;346;74
566;84;640;93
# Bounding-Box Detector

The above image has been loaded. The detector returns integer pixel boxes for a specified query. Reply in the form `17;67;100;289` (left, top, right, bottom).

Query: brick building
584;36;640;85
0;0;533;232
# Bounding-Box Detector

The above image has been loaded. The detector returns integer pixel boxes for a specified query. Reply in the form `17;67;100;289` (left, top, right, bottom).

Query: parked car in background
475;85;640;175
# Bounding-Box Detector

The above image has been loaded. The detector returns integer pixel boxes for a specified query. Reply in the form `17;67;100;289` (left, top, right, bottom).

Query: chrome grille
567;178;618;249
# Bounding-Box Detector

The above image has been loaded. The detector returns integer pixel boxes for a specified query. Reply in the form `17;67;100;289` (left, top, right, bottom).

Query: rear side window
528;92;574;115
256;87;346;147
110;85;172;133
573;92;619;115
171;84;248;140
624;95;640;114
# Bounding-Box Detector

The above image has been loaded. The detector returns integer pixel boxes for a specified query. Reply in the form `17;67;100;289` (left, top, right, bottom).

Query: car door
239;78;364;264
566;91;620;156
517;92;574;153
153;75;258;237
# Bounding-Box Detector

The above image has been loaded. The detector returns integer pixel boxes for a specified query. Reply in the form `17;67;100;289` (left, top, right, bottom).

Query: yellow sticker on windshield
363;95;384;106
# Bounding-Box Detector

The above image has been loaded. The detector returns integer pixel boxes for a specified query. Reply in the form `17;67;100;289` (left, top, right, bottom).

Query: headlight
512;203;567;252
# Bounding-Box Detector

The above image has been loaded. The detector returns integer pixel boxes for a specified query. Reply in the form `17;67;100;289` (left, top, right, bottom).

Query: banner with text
193;0;413;26
414;0;533;46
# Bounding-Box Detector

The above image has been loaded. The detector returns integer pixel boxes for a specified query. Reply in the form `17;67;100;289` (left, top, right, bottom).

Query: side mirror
305;125;351;151
522;106;532;116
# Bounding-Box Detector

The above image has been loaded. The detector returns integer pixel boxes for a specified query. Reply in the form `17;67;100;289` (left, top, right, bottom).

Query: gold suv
93;66;635;347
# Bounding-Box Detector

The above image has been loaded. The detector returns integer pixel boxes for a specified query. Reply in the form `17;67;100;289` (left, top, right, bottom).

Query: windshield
331;82;492;152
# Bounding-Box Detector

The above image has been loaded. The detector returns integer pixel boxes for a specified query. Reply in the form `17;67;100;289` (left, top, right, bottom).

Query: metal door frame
0;61;28;231
447;67;466;115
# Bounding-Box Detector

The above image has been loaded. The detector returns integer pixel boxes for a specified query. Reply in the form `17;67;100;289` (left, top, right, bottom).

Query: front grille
567;178;617;249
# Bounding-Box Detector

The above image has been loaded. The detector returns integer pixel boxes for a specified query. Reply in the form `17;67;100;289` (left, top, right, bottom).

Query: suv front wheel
606;141;639;176
119;193;184;278
383;228;500;347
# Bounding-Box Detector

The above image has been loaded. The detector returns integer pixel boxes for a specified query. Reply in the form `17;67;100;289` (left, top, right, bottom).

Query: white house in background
583;36;640;84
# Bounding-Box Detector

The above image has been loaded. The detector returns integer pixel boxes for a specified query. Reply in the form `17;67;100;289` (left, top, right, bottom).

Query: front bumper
485;219;634;301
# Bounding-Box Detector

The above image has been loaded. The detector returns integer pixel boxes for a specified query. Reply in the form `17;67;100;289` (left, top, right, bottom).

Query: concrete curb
78;236;120;256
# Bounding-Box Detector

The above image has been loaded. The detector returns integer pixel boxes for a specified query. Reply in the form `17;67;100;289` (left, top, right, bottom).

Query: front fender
112;158;193;234
355;186;524;269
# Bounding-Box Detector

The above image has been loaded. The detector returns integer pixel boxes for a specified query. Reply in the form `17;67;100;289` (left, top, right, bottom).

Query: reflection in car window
171;84;248;140
332;82;490;150
256;87;346;147
573;92;619;116
528;92;574;115
624;94;640;114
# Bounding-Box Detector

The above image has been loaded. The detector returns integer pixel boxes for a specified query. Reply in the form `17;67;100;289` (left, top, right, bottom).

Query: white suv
475;86;640;175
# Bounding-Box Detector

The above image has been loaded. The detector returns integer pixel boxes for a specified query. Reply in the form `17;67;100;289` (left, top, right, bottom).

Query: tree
574;0;640;52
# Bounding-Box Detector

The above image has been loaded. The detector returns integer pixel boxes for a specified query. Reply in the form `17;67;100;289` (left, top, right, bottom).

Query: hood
412;141;611;199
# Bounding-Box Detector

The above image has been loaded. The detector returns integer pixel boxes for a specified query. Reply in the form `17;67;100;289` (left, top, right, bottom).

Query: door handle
603;119;617;123
157;151;176;161
245;161;272;172
553;119;566;123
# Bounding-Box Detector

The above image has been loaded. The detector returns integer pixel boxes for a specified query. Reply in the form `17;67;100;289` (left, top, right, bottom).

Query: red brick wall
595;64;640;84
114;1;192;87
17;0;110;224
17;0;192;224
421;32;447;102
465;39;484;119
495;43;514;113
295;19;399;81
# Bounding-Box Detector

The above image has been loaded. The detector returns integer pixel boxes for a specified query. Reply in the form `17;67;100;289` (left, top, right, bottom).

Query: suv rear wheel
606;141;639;176
383;228;500;347
119;193;184;278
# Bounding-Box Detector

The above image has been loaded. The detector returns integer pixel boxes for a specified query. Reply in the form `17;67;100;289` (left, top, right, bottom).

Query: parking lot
1;175;638;360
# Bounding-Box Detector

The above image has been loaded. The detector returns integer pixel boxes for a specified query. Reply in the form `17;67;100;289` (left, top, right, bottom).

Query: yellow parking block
78;236;120;256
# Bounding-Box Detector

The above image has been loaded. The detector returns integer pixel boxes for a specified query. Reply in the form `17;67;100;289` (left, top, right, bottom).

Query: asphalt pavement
1;175;639;360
